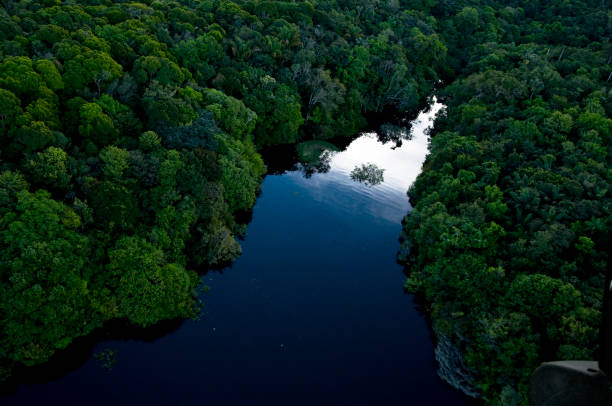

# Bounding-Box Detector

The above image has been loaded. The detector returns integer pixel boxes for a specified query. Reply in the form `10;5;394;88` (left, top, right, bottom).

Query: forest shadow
0;317;184;397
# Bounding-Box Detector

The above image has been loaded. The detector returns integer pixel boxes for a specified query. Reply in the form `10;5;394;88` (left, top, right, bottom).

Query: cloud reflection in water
288;98;444;223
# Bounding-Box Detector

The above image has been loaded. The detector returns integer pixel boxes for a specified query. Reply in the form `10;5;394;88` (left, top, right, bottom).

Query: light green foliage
150;149;184;208
133;56;185;86
62;48;122;94
152;201;197;263
0;190;93;366
34;59;63;91
99;146;130;179
203;88;257;141
171;34;222;82
26;146;71;189
484;185;508;219
507;274;582;322
244;77;304;146
95;94;141;138
139;131;161;152
0;56;43;97
456;7;479;35
410;27;447;72
78;102;118;146
22;98;61;131
107;236;198;326
219;147;260;212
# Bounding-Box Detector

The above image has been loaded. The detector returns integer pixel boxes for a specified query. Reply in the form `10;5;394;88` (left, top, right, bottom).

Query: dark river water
1;101;470;405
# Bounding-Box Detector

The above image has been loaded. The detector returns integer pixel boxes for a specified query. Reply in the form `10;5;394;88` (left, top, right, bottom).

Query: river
1;99;470;405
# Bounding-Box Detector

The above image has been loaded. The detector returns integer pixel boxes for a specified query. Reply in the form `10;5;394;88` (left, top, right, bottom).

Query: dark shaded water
1;101;470;405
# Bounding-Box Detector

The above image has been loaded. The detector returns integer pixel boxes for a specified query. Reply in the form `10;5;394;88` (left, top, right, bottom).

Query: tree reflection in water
350;163;385;186
299;150;336;178
377;123;412;149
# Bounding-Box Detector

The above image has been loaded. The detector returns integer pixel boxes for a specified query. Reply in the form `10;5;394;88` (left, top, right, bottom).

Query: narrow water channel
1;100;470;405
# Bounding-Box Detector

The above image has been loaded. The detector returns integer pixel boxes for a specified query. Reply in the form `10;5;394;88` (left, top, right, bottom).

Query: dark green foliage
399;1;612;403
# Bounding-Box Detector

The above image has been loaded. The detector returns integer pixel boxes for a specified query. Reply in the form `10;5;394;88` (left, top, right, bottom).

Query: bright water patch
289;99;443;222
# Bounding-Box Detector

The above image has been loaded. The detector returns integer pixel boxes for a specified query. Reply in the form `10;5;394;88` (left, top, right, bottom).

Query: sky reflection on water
289;98;443;222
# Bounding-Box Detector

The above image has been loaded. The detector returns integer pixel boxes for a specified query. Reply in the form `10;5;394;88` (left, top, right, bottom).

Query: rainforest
0;0;610;405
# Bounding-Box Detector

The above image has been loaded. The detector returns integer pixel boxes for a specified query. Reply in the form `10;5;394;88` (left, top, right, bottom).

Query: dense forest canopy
0;0;610;405
398;0;611;404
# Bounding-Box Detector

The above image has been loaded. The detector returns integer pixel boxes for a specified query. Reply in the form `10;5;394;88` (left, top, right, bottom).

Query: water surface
1;100;470;405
